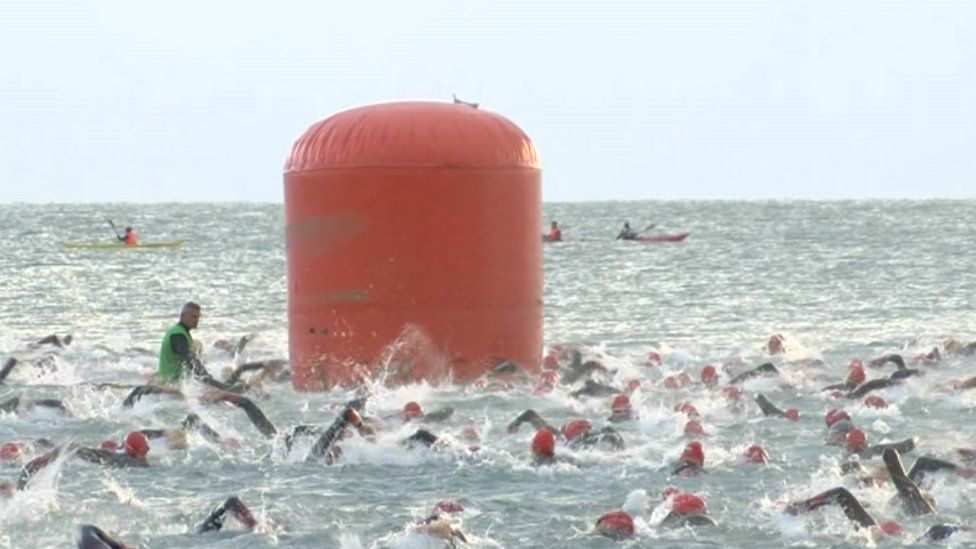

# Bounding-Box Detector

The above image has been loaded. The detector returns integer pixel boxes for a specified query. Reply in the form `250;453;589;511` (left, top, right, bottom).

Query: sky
0;0;974;203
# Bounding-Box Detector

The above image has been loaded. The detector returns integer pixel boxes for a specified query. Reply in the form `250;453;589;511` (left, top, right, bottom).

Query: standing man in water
158;302;241;392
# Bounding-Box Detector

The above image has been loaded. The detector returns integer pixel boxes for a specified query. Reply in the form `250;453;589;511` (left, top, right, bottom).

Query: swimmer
530;429;578;466
224;359;290;385
570;379;621;398
843;429;917;459
785;487;899;535
754;394;800;420
77;524;134;549
507;411;624;450
121;384;185;407
400;401;455;423
822;360;866;392
595;509;634;540
212;333;256;358
608;394;634;423
882;448;936;516
0;395;67;415
672;441;706;476
728;362;779;385
30;334;73;349
198;495;260;533
660;492;717;527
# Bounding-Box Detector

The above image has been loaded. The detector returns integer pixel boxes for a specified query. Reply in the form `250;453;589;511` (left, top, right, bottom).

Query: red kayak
636;232;689;243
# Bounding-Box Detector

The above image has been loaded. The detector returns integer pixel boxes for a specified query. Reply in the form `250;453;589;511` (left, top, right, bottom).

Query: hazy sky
1;1;973;202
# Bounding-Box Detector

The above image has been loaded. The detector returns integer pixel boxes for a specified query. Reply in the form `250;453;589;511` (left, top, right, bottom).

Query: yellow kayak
60;241;184;249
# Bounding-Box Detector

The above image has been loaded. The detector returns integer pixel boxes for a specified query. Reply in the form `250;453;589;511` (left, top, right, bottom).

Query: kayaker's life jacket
124;232;137;245
548;228;562;241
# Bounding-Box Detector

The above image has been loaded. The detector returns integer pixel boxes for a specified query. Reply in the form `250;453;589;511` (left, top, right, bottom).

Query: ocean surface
0;200;974;548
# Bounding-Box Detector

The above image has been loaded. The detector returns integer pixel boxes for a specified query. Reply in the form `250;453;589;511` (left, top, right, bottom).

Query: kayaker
118;226;137;246
157;302;243;393
616;222;639;240
545;221;562;242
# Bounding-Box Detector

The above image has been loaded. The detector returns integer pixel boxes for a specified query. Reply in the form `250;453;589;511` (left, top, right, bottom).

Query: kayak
61;241;184;250
636;232;689;243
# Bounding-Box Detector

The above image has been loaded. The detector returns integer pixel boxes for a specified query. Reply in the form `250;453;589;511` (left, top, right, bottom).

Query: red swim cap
531;429;556;457
674;401;699;418
721;385;742;401
863;395;887;409
672;493;707;516
785;408;801;421
625;378;641;394
846;363;866;386
344;408;363;426
880;520;901;536
646;351;662;365
661;486;681;500
434;500;465;514
684;420;706;437
542;354;559;371
596;510;634;539
124;431;150;459
460;426;480;442
681;441;705;468
845;429;868;452
561;419;592;441
744;444;768;464
662;376;679;389
403;401;424;421
677;372;692;386
824;409;851;428
100;440;120;451
0;442;22;462
767;334;786;354
611;394;631;413
700;365;718;386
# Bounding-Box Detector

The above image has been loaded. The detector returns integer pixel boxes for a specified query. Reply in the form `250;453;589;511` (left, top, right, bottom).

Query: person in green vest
158;302;242;392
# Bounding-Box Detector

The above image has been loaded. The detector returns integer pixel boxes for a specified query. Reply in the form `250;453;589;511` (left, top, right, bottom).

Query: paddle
641;223;656;233
106;218;122;241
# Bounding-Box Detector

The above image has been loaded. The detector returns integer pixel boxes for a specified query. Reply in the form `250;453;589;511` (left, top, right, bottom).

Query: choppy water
0;201;974;548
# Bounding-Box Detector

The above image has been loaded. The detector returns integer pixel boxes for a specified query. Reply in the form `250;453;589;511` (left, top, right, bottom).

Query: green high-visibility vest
158;323;192;382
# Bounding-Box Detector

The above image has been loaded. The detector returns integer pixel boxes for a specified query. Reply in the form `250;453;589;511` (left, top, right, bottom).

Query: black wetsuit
883;448;936;516
74;447;148;468
78;524;129;549
661;512;717;528
729;362;779;385
755;394;791;418
570;380;621;398
169;329;243;393
198;496;256;533
787;487;877;529
507;410;556;434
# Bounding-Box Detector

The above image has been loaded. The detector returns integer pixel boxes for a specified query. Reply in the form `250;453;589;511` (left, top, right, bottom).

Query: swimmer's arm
908;456;959;483
786;487;876;528
506;409;553;433
78;525;132;549
882;448;935;516
213;393;277;438
183;413;224;444
755;394;787;417
198;496;257;533
0;357;18;383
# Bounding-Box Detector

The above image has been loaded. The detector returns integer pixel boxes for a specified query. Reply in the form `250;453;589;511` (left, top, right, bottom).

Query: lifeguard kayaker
117;226;137;246
616;222;639;240
545;221;562;242
157;302;242;392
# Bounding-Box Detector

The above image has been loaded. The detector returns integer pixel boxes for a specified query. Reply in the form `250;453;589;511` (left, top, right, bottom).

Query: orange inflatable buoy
284;101;542;390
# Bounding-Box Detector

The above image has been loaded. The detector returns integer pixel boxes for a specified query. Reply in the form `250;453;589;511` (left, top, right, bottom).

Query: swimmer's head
700;365;718;387
402;401;423;421
531;429;556;457
744;444;769;464
0;442;22;462
845;429;868;452
124;431;150;459
824;409;851;428
785;408;801;421
434;500;465;515
672;493;707;516
680;441;705;468
611;395;632;414
880;520;902;536
846;362;866;386
684;420;706;437
646;352;662;365
825;420;856;445
674;401;699;418
766;334;786;355
863;395;887;409
624;378;641;394
595;510;634;540
661;486;681;500
561;419;592;441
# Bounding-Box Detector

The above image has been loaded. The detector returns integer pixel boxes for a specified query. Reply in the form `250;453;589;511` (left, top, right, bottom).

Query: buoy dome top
285;101;539;172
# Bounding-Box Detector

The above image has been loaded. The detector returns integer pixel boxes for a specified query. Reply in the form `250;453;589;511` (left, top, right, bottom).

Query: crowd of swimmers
3;309;976;545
